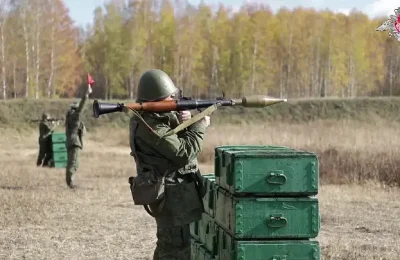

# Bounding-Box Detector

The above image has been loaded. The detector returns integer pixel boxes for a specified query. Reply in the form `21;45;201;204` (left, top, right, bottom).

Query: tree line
0;0;398;100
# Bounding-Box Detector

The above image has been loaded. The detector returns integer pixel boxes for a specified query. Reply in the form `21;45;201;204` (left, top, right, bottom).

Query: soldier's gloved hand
178;110;191;122
87;85;93;95
56;121;60;126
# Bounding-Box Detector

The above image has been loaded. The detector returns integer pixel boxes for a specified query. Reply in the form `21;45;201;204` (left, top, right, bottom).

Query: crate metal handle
266;171;287;185
267;214;287;228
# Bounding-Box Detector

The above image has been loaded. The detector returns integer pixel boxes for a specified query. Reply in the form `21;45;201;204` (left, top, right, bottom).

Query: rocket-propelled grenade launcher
92;95;287;118
93;96;287;118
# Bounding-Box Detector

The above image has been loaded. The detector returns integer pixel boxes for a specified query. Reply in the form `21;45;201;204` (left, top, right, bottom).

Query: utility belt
128;167;206;218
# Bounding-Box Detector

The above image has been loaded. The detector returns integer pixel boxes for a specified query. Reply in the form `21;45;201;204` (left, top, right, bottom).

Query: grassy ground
0;118;399;259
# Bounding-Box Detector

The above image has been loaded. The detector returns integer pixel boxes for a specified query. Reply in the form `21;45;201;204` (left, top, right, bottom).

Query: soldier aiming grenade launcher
92;95;287;138
92;95;287;118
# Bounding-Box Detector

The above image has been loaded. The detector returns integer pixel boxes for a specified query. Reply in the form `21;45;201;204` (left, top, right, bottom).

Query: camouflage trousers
66;146;80;187
153;224;191;260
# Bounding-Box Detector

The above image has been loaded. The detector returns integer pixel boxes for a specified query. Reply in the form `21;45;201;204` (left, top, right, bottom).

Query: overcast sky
64;0;399;27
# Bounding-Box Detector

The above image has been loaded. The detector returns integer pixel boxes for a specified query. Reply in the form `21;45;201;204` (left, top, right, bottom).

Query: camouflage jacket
38;120;55;143
65;95;88;149
130;111;207;227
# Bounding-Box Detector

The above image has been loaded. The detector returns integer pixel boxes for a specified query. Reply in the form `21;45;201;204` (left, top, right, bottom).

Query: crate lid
215;145;290;150
224;149;317;158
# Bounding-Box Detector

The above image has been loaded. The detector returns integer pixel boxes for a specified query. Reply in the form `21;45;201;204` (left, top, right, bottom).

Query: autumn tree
0;0;396;99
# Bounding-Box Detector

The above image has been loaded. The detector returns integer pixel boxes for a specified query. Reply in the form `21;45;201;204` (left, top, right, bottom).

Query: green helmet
70;101;79;109
136;69;178;102
42;112;50;120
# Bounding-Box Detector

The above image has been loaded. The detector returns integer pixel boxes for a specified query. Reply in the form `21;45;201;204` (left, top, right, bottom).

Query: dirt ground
0;129;399;260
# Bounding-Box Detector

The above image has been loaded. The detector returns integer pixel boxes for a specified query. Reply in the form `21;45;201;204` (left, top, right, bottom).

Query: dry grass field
1;120;400;259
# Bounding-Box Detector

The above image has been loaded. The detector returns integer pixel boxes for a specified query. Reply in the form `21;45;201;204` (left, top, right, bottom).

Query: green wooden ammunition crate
53;161;68;168
53;152;68;162
201;174;217;217
215;145;293;177
215;188;320;239
217;148;319;196
218;228;320;260
51;132;66;143
193;213;218;256
52;143;67;153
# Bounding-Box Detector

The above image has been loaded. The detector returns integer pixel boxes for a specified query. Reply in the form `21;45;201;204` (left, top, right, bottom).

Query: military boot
36;158;42;167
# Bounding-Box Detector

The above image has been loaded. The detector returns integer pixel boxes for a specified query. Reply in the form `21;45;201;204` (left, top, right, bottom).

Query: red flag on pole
87;73;95;86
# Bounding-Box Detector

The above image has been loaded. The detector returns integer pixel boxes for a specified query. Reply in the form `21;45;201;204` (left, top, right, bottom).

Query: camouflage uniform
65;91;89;188
129;69;208;260
36;113;56;167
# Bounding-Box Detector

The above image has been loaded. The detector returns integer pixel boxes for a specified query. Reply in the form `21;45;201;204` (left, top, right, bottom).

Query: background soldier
36;112;58;167
128;69;210;260
65;85;92;188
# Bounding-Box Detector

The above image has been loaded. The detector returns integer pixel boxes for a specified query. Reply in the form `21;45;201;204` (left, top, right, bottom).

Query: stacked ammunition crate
51;132;68;168
190;145;320;260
